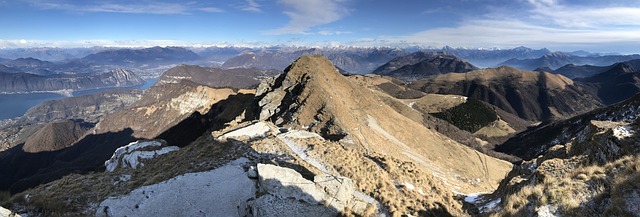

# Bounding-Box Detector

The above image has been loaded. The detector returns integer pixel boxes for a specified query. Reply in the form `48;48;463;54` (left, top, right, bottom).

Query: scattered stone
247;165;258;179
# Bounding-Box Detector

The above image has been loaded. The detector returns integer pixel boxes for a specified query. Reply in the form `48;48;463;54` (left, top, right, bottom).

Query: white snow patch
480;198;501;213
105;141;179;172
464;193;481;203
613;125;634;140
97;158;255;217
400;182;415;191
536;204;560;217
277;132;329;173
218;122;272;141
279;130;324;140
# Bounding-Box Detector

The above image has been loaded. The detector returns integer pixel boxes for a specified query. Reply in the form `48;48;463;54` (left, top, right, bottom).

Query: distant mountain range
500;51;640;71
372;51;478;82
4;57;57;75
221;47;407;73
157;65;280;89
78;46;200;66
0;69;145;93
578;61;640;105
441;46;551;68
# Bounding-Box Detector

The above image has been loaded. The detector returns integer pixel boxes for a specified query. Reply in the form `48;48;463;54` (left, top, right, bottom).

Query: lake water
0;78;158;120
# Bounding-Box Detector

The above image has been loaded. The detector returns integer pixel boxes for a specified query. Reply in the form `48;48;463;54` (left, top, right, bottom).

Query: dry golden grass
492;154;640;217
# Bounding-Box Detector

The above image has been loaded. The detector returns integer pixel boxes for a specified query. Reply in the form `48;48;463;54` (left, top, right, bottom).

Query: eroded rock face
93;82;237;141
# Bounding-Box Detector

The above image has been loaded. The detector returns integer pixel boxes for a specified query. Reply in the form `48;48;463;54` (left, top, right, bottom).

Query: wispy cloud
198;7;224;13
317;30;351;36
377;0;640;50
264;0;349;35
527;0;640;28
241;0;261;12
0;39;230;48
23;0;223;15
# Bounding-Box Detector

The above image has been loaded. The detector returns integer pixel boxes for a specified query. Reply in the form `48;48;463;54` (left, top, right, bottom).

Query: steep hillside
410;66;602;121
157;64;280;89
496;93;640;160
486;94;640;216
0;69;145;93
0;64;20;73
23;89;143;123
550;63;612;79
374;52;478;82
22;120;92;153
579;62;640;105
0;89;142;152
92;81;250;144
348;74;527;162
0;81;251;193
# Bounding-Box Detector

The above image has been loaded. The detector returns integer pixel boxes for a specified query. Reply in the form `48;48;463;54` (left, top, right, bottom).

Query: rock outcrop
104;140;179;172
251;163;369;217
96;158;255;217
0;206;21;217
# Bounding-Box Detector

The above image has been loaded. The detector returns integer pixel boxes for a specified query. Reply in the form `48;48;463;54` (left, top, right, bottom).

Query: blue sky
1;0;639;53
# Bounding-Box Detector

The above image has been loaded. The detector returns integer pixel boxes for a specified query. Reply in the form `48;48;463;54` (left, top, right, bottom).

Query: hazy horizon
1;0;639;53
